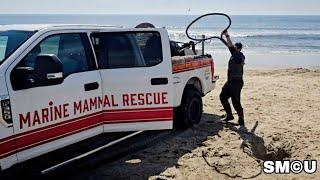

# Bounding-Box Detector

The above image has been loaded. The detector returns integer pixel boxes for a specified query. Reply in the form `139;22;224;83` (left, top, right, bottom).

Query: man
220;30;245;125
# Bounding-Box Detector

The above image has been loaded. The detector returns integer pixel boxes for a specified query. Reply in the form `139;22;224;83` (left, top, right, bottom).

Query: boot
222;114;234;122
238;111;244;125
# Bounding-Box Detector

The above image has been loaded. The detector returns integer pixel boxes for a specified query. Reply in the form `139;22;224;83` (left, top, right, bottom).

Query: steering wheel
185;13;232;46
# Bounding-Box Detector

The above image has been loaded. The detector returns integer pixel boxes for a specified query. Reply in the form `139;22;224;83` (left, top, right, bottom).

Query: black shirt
228;46;245;81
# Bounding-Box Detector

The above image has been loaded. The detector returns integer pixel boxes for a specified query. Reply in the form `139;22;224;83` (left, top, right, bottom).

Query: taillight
210;59;214;81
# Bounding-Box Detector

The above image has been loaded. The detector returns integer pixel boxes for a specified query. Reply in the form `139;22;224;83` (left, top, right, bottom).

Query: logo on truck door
19;92;169;129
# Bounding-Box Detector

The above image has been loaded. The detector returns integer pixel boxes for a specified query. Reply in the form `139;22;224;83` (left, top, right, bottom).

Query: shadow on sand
200;120;268;179
2;113;289;180
52;113;225;180
224;121;290;162
201;120;291;179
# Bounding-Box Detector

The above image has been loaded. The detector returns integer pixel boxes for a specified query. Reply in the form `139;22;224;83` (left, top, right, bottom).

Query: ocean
0;14;319;67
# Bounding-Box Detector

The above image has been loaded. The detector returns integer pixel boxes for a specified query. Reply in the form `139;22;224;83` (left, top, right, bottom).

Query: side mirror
34;54;63;86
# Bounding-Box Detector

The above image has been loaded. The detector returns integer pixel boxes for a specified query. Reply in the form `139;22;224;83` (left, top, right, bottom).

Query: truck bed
171;55;216;107
172;55;213;74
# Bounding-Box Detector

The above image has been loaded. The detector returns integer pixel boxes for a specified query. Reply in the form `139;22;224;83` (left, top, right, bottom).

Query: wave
167;29;320;55
167;30;320;40
168;26;320;31
208;49;320;55
236;34;320;41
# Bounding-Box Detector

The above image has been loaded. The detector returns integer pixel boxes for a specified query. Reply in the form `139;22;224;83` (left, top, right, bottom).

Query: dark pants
219;80;244;118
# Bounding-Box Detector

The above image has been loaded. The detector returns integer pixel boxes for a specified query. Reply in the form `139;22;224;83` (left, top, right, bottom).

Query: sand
213;52;320;68
75;67;320;179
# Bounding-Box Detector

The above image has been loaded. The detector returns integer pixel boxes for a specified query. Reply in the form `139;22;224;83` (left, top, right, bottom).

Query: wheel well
185;77;203;96
174;78;204;129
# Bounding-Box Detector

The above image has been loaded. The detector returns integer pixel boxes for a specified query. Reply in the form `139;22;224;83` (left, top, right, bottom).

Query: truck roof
0;24;123;31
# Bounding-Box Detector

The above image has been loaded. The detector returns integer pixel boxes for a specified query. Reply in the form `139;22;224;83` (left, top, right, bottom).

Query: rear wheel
174;88;203;129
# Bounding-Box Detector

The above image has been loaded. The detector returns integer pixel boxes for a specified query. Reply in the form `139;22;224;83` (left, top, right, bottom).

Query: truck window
0;30;35;64
92;33;144;69
91;32;162;69
136;32;163;66
11;33;95;90
24;34;90;75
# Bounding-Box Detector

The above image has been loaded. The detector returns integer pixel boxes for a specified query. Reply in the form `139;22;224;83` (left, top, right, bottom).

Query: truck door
5;32;103;163
91;29;174;132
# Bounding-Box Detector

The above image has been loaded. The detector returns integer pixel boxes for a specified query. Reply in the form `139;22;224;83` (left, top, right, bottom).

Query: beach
69;67;320;179
0;14;319;179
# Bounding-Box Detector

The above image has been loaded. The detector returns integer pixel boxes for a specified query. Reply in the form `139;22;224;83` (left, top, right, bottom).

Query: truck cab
0;24;217;170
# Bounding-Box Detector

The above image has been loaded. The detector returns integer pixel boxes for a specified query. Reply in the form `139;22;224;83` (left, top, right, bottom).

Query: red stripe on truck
104;108;173;122
0;107;173;159
172;58;213;74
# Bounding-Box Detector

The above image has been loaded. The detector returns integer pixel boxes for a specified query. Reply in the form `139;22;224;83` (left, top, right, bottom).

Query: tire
174;88;203;129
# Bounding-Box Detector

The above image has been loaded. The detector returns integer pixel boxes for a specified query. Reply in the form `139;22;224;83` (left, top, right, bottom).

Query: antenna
185;8;191;29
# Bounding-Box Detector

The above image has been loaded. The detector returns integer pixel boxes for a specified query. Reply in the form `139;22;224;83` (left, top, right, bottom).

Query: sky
0;0;319;15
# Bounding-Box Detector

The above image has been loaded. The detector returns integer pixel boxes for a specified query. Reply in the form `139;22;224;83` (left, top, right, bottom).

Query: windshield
0;30;34;64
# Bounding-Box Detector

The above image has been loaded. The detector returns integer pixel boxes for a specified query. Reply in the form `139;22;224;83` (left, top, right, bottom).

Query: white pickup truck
0;24;218;170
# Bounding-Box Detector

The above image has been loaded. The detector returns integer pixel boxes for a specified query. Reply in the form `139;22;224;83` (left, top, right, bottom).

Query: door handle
84;82;100;91
151;78;168;85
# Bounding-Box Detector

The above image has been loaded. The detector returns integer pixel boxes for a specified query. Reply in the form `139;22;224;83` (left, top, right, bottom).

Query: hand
221;30;229;36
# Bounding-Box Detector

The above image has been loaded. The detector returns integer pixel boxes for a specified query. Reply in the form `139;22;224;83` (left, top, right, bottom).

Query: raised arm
221;30;236;55
222;30;234;48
